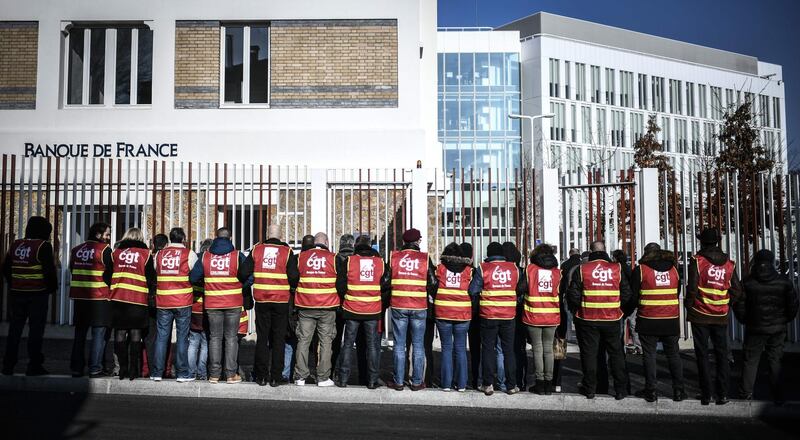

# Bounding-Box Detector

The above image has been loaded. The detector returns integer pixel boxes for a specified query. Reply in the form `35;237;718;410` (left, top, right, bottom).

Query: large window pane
459;99;474;130
444;98;459;131
115;28;131;104
249;26;269;103
489;53;504;87
137;28;153;104
444;53;458;86
459;53;474;89
89;29;105;104
67;28;84;105
506;53;519;88
224;26;244;103
475;53;489;87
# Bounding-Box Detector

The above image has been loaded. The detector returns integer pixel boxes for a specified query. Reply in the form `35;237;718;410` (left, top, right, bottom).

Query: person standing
149;227;197;382
187;239;212;381
566;240;632;400
629;242;686;402
685;228;741;405
69;222;113;378
110;228;155;381
331;234;355;381
1;217;58;376
734;249;799;404
388;228;437;391
478;242;527;396
433;243;481;392
335;235;389;388
241;224;299;387
553;248;581;392
190;227;253;384
462;242;483;390
522;244;561;395
293;232;339;387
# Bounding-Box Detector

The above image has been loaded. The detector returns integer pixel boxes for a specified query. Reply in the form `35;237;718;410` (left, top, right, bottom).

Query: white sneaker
317;379;335;387
457;388;466;393
176;377;195;383
442;388;452;392
150;376;162;382
294;379;305;386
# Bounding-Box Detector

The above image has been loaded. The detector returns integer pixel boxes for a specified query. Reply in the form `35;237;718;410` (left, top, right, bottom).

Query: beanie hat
486;242;504;258
441;242;462;258
754;249;774;263
459;242;473;259
697;228;721;245
402;228;421;243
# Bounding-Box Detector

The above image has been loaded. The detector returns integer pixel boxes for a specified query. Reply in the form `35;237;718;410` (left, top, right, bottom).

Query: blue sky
438;0;800;168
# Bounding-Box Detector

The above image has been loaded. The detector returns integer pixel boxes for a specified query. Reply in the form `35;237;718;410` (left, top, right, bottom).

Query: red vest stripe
343;254;384;316
479;261;519;320
434;264;473;321
110;247;150;306
251;243;292;303
522;263;562;326
69;241;110;300
202;250;243;310
238;308;249;335
155;247;193;309
8;239;47;292
638;265;680;319
296;248;339;309
576;260;623;322
190;286;205;331
390;249;428;310
692;255;734;317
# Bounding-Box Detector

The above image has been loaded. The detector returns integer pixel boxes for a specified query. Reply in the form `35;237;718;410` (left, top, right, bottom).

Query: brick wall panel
0;22;38;109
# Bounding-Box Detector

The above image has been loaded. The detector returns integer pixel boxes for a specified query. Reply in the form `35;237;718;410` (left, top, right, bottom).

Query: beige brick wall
174;21;220;109
0;22;38;109
270;19;398;108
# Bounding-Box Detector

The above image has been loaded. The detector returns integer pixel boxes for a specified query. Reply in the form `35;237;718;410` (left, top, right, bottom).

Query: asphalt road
1;391;797;440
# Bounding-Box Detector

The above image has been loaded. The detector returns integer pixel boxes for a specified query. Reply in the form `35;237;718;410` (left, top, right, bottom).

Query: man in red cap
388;228;437;390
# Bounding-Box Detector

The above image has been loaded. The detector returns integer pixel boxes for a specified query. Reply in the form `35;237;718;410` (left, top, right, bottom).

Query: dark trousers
331;311;345;376
740;331;786;397
576;322;628;395
691;323;730;398
424;317;435;386
468;316;482;388
339;319;380;385
480;319;516;388
513;319;528;388
253;302;289;381
3;293;49;372
640;334;683;392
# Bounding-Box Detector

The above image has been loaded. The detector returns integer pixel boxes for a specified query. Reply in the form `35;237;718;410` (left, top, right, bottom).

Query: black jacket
557;254;582;337
685;246;742;326
630;250;681;336
734;260;799;334
566;251;633;326
2;240;59;294
336;244;391;321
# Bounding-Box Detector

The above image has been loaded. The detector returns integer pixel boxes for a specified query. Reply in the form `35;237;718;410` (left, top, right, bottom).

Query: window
459;53;475;89
221;23;270;105
725;89;734;112
686;82;695;117
611;110;625;148
710;87;723;119
575;63;586;101
631;112;644;144
759;95;770;127
703;122;715;155
669;80;682;114
675;119;687;154
64;25;153;106
691;120;700;155
661;116;671;151
596;108;607;146
637;74;648;110
605;68;615;105
773;97;782;129
582;105;592;144
698;84;707;118
549;58;560;98
620;71;633;108
590;65;601;103
550;102;566;141
564;61;571;100
652;76;665;112
570;104;577;142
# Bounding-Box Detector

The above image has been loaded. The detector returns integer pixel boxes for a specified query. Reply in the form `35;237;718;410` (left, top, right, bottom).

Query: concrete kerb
2;375;798;419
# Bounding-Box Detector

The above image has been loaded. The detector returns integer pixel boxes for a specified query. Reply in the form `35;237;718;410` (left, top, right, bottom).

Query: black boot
129;341;142;381
115;341;128;380
544;380;553;396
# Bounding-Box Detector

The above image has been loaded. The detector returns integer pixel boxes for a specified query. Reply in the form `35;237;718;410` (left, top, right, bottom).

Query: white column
636;168;661;256
310;168;327;235
411;168;429;252
541;167;560;246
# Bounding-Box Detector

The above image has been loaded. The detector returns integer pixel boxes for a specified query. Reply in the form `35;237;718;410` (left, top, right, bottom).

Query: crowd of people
2;216;798;405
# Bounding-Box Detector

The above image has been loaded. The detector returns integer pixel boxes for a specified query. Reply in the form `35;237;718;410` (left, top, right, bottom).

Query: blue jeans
282;339;296;380
152;307;192;379
437;320;469;390
188;330;208;379
339;319;380;385
392;308;427;386
70;326;108;375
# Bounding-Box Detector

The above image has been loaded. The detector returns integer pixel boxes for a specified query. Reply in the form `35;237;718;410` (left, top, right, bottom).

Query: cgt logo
445;270;461;288
160;251;180;270
707;265;727;282
14;245;32;260
399;254;420;272
591;264;613;283
261;247;278;270
537;269;553;292
307;253;327;271
492;267;512;284
210;255;230;272
359;259;375;282
75;245;95;262
654;271;671;286
119;249;141;265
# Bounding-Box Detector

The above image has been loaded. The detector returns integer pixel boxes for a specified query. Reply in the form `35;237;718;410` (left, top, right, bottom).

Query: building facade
0;0;440;169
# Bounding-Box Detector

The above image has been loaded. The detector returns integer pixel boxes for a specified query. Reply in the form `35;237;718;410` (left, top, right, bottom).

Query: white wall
0;0;440;169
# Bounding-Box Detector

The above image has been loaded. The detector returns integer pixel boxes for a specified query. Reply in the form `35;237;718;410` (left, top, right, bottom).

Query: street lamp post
508;113;555;169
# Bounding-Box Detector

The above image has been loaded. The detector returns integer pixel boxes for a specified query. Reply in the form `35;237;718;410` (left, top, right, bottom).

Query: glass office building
437;30;522;171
